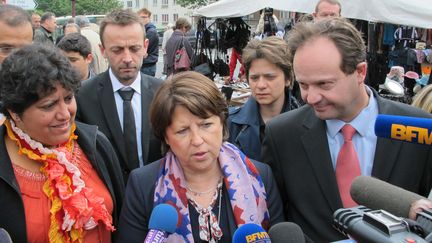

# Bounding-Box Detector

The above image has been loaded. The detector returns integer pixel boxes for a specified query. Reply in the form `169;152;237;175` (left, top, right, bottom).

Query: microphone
350;175;425;218
232;223;271;243
0;228;12;243
375;114;432;145
268;222;305;243
144;203;178;243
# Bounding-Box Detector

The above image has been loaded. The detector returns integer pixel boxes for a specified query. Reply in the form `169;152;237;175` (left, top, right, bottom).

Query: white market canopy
194;0;432;29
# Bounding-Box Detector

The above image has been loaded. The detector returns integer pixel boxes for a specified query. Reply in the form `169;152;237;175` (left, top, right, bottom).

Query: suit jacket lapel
371;92;402;180
98;73;128;163
301;109;342;212
140;75;151;164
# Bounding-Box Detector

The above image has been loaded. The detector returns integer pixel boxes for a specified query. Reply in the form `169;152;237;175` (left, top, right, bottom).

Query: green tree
36;0;122;16
176;0;209;9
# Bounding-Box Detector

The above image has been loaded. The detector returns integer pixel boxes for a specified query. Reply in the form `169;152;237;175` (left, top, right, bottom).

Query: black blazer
76;71;163;180
0;122;125;243
262;90;432;242
115;158;285;242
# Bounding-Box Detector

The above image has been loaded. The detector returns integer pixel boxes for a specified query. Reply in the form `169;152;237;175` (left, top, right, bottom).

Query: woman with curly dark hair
0;44;124;242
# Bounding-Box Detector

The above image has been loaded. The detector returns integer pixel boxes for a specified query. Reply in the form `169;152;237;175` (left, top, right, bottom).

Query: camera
333;206;432;242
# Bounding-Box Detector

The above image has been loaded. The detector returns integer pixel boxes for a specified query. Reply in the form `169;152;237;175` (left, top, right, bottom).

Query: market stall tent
194;0;432;29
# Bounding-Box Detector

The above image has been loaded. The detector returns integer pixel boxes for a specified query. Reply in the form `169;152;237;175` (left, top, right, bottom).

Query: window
173;13;178;22
153;0;157;7
126;1;133;8
135;0;140;7
161;0;168;8
173;0;176;5
153;14;158;23
162;14;169;24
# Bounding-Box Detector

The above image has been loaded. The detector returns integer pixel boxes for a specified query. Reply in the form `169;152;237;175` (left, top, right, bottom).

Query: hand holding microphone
350;175;426;219
410;199;432;220
333;176;432;242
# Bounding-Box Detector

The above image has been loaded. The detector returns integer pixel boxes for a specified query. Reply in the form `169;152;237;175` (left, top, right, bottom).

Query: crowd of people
0;0;432;242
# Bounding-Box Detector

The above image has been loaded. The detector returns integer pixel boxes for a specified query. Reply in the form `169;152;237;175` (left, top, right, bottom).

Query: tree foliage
36;0;123;16
176;0;208;9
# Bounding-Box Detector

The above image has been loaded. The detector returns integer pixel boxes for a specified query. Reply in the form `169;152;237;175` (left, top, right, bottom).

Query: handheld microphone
375;114;432;145
144;203;178;243
268;222;305;243
232;223;271;243
350;176;425;218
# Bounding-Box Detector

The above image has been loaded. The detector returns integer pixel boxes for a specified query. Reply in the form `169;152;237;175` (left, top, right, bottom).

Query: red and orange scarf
5;120;114;243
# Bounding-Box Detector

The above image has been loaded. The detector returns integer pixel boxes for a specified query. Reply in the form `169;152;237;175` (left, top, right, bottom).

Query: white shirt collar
109;68;141;94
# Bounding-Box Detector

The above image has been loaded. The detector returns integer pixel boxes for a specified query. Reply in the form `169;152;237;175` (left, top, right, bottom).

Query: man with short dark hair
76;9;163;181
0;4;33;123
33;12;56;45
31;12;40;29
313;0;341;21
0;4;33;64
57;33;95;81
137;8;159;77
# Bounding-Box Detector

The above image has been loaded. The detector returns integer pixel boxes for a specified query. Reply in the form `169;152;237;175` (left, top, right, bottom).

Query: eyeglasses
0;46;17;57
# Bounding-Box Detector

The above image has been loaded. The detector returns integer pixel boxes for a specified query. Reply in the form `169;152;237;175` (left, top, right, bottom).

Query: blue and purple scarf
153;142;270;242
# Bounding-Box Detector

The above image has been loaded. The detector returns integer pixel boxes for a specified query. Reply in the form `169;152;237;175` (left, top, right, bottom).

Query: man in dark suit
76;9;163;181
262;18;432;242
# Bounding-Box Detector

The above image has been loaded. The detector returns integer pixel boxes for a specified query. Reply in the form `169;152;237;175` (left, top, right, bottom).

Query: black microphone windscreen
268;222;305;243
350;176;425;218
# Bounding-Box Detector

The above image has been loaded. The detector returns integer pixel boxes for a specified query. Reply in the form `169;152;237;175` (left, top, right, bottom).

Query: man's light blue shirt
110;69;144;167
326;86;378;176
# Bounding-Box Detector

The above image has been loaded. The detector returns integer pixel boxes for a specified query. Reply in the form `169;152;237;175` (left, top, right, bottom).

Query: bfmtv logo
245;232;271;243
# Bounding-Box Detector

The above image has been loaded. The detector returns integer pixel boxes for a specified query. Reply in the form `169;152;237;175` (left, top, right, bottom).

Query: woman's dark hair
0;44;81;118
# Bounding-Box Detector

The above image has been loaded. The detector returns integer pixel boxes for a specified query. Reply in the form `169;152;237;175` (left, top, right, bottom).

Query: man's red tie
335;124;361;208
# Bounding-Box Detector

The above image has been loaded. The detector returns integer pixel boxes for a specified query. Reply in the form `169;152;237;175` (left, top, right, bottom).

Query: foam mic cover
232;223;271;243
144;203;178;243
375;114;432;145
350;176;425;218
268;222;305;243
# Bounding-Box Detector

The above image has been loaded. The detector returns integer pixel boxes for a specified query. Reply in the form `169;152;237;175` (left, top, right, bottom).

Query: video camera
333;206;432;242
263;7;274;15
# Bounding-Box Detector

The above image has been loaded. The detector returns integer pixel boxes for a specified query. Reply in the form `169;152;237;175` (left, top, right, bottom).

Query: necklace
187;178;224;242
186;177;223;197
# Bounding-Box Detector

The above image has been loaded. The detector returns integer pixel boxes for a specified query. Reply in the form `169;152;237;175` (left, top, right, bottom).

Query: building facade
122;0;194;29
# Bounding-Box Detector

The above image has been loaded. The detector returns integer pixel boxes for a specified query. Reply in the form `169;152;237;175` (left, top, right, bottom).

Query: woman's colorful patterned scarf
5;120;114;243
153;142;270;242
